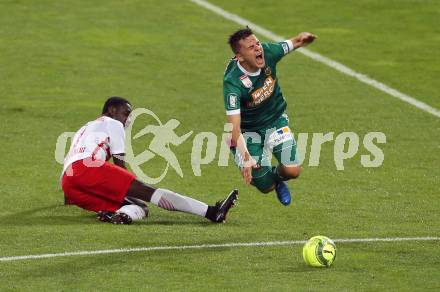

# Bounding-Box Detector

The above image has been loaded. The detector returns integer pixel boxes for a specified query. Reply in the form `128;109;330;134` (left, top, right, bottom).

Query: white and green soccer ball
302;235;337;267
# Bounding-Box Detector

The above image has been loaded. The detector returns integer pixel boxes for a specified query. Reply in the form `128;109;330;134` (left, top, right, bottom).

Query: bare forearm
227;114;250;158
232;129;251;160
226;115;257;184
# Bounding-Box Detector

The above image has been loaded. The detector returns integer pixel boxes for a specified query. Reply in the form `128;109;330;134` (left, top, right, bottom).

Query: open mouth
256;52;263;62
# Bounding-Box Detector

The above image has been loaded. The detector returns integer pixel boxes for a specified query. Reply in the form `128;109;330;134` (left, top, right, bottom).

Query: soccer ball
302;235;337;267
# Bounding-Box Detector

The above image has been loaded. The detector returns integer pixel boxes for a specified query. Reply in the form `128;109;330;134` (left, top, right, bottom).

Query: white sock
117;204;146;221
150;188;208;217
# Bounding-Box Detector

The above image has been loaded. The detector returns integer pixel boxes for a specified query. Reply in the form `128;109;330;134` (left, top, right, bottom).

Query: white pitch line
1;236;439;262
190;0;440;119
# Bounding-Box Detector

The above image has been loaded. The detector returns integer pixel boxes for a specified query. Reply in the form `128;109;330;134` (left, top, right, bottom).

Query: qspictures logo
55;108;386;184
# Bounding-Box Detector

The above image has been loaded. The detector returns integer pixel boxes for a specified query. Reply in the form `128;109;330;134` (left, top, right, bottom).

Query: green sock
271;165;287;183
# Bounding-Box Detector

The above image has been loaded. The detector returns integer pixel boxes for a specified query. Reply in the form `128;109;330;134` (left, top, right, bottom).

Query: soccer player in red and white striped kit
61;96;237;224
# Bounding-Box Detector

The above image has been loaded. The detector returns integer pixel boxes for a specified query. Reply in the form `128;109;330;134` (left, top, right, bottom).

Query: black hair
102;96;131;114
228;26;254;54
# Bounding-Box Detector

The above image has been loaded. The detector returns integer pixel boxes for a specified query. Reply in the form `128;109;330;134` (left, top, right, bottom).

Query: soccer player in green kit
223;27;316;206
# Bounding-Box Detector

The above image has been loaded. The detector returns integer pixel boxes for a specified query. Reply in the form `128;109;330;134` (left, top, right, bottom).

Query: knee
281;165;301;179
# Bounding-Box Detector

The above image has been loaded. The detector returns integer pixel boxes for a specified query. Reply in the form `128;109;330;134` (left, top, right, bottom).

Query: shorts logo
228;93;238;108
267;126;293;148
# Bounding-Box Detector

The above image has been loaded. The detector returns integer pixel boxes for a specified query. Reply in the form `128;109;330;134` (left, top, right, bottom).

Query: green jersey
223;41;294;131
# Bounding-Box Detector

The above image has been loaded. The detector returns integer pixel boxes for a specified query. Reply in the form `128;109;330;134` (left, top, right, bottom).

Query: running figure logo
125;108;193;184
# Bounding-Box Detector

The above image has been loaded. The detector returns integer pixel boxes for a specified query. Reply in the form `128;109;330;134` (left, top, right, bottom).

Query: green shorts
232;113;299;181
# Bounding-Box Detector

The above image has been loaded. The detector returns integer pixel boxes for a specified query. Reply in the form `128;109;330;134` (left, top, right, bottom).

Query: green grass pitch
0;0;439;291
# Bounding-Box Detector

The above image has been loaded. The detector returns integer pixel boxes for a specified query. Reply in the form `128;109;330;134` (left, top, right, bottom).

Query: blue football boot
275;181;291;206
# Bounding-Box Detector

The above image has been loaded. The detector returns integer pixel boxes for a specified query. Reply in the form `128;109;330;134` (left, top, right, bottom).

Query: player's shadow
128;211;217;226
0;204;93;226
0;204;218;227
137;219;213;226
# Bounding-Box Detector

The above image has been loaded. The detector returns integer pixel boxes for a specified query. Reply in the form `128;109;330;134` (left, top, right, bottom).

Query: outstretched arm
290;32;317;49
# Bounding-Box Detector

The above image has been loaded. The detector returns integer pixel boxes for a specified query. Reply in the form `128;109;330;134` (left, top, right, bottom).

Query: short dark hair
228;26;254;54
102;96;131;114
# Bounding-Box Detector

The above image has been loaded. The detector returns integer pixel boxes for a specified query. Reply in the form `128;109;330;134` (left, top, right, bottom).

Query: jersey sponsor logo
240;74;253;88
282;42;289;55
267;126;293;148
248;76;276;107
228;93;238;109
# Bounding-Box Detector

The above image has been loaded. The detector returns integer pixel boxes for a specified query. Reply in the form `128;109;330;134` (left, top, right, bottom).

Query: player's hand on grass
293;32;317;48
241;153;257;185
